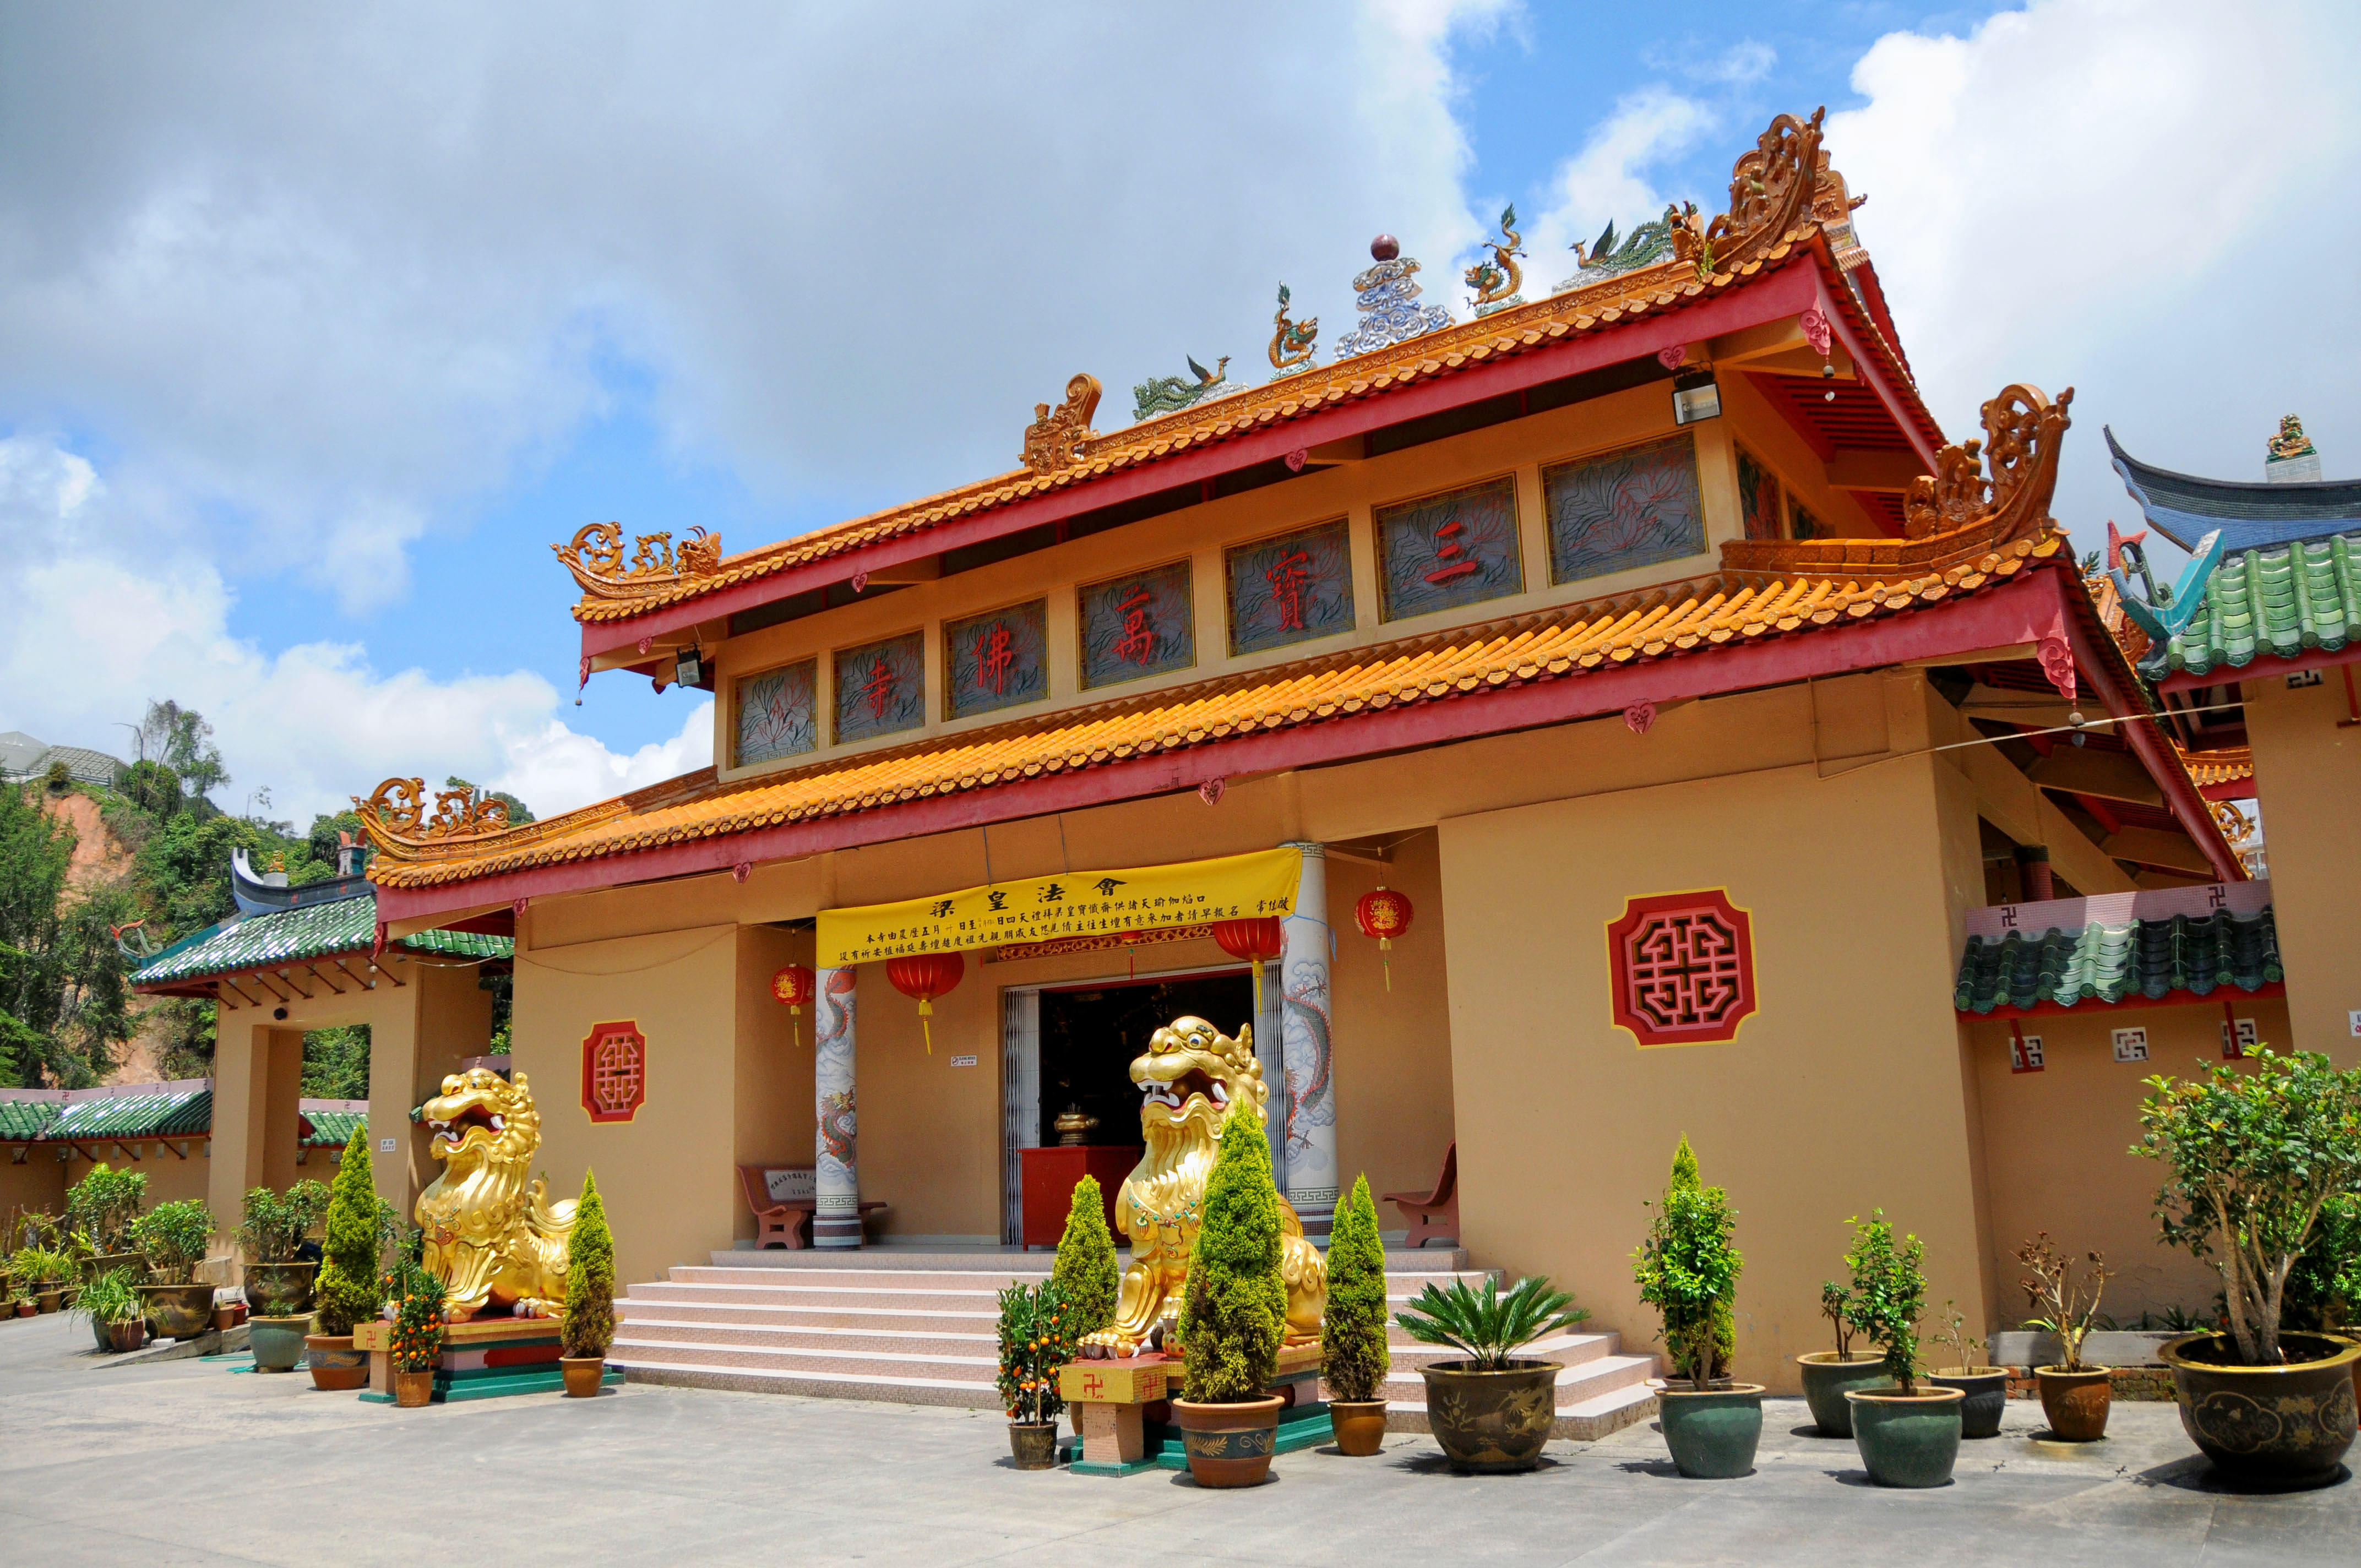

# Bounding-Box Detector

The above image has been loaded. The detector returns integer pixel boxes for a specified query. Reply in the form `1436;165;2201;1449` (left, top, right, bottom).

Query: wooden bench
1382;1143;1459;1249
738;1165;888;1249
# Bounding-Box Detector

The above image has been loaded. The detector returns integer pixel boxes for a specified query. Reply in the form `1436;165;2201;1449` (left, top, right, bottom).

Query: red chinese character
1114;586;1156;665
976;621;1015;694
1265;549;1311;630
859;657;899;718
1423;519;1481;586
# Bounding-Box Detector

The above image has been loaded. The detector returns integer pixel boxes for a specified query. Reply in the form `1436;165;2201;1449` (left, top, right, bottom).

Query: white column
1280;841;1336;1242
813;966;861;1249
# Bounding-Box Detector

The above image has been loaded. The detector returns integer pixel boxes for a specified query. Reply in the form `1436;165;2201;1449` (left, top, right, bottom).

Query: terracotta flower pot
35;1287;62;1314
559;1355;606;1398
14;1299;33;1317
107;1319;148;1353
2034;1365;2113;1441
305;1333;371;1391
1171;1395;1286;1487
1795;1351;1890;1437
1328;1398;1389;1456
1416;1359;1562;1473
1007;1421;1059;1469
393;1369;434;1408
2161;1331;2360;1487
1848;1385;1965;1488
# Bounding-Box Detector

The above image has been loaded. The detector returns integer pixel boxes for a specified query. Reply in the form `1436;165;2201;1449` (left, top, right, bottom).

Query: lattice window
581;1020;648;1123
1607;890;1758;1048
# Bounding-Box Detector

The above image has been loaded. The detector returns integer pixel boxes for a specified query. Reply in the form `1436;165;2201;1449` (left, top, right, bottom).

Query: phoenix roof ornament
1133;354;1234;422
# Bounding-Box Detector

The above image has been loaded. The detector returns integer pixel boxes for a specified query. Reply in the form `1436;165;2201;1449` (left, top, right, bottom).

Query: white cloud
1825;0;2361;536
1526;89;1719;270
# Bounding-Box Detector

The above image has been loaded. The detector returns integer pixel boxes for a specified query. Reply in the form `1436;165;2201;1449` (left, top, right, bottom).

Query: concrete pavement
1;1309;2353;1566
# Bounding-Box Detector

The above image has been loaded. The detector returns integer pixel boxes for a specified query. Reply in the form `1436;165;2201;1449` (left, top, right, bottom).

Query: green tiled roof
0;1100;59;1140
1956;907;2281;1014
302;1109;366;1148
2162;531;2361;678
45;1088;214;1141
130;892;511;987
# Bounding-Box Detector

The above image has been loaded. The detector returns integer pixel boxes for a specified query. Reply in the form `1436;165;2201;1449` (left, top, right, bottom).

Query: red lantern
771;965;815;1048
1210;916;1285;1020
1354;888;1415;991
885;952;966;1054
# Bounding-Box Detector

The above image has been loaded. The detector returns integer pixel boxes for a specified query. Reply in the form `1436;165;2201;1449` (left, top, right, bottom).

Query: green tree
1634;1137;1743;1391
1050;1175;1119;1342
0;783;132;1086
118;760;184;820
1320;1173;1391;1402
561;1169;616;1360
140;700;227;804
1844;1211;1928;1393
1180;1103;1288;1403
315;1125;382;1336
301;1026;371;1099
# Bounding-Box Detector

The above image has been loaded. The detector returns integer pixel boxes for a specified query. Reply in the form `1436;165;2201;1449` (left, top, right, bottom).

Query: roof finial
1332;236;1451;360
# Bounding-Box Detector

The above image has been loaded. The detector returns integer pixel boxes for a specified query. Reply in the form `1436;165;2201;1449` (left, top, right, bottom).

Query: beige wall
1;1150;66;1222
1962;994;2294;1331
2246;675;2361;1064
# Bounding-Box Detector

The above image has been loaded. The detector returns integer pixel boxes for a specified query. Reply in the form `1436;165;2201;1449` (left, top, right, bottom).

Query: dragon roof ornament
554;521;722;602
1021;374;1103;475
352;777;514;854
1465;205;1525;317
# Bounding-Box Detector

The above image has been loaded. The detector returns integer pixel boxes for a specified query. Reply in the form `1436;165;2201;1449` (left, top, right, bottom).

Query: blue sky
1;2;2351;821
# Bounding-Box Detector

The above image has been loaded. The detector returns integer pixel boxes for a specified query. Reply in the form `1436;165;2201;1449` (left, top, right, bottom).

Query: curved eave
2105;426;2361;552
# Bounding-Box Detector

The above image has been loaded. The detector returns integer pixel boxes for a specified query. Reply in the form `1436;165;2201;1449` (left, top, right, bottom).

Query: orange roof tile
2178;745;2255;790
370;532;2071;891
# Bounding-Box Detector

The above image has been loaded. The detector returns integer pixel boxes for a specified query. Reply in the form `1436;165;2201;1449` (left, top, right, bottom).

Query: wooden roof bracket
312;963;349;995
277;967;316;1000
113;1140;142;1163
371;958;408;987
215;979;243;1009
333;958;376;991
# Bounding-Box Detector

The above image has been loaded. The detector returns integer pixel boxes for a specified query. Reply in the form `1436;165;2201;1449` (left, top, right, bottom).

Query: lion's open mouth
426;1101;505;1151
1140;1067;1226;1112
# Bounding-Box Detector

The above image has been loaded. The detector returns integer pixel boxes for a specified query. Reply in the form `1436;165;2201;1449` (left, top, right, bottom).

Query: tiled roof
130;889;512;987
2106;426;2361;554
1955;906;2281;1014
46;1087;214;1141
377;532;2072;891
301;1109;366;1148
0;1099;59;1139
2161;531;2361;678
2178;745;2254;790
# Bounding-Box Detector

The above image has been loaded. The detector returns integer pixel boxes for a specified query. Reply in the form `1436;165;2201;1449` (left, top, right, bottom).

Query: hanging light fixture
886;952;966;1054
1210;916;1286;1021
1354;885;1415;992
770;964;816;1049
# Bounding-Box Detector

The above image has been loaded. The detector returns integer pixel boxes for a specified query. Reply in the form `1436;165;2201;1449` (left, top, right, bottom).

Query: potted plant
67;1164;148;1279
237;1182;329;1317
1320;1173;1391;1456
2137;1047;2361;1485
1840;1211;1964;1488
1633;1136;1760;1478
14;1245;68;1314
995;1278;1072;1469
1925;1299;2007;1439
1398;1273;1586;1474
2017;1233;2113;1441
1172;1102;1291;1487
1051;1174;1119;1347
389;1269;445;1408
559;1169;615;1397
1798;1271;1889;1437
130;1199;216;1339
309;1125;382;1390
73;1266;146;1353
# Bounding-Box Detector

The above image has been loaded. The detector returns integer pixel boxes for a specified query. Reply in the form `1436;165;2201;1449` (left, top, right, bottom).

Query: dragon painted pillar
813;966;862;1249
1279;841;1336;1242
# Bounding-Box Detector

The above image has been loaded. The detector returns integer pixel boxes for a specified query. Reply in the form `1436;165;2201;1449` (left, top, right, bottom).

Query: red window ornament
1353;888;1414;991
771;965;815;1049
885;952;965;1055
581;1021;648;1123
1606;890;1757;1048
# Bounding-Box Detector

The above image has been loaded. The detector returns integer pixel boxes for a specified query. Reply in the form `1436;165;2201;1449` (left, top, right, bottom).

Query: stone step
611;1334;999;1382
621;1358;1004;1409
1377;1330;1623;1367
627;1280;1011;1309
617;1297;996;1334
670;1266;1046;1290
611;1316;997;1355
701;1246;1475;1273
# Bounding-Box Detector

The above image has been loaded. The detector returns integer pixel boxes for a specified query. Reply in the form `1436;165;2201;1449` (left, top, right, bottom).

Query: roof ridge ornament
1267;284;1318;381
1465;205;1525;318
352;777;512;853
1332;233;1451;360
1133;355;1236;422
1020;374;1103;473
1555;207;1680;292
1905;384;2076;546
553;521;722;601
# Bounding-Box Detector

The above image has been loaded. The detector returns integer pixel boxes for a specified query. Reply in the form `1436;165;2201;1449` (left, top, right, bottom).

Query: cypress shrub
562;1169;616;1359
1320;1173;1390;1403
1179;1103;1287;1403
1666;1136;1734;1379
315;1124;382;1335
1051;1175;1119;1342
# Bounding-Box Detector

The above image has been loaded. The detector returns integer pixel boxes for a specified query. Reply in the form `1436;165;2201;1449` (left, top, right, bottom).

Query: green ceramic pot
1657;1383;1764;1478
2160;1331;2359;1487
1796;1352;1890;1437
1848;1386;1964;1488
248;1315;313;1374
1927;1367;2010;1439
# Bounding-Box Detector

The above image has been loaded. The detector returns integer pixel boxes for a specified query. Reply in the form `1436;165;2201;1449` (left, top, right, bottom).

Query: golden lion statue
1083;1016;1326;1355
417;1068;576;1322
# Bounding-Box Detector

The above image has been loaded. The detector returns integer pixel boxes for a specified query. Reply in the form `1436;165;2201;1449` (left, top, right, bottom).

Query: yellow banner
815;847;1302;970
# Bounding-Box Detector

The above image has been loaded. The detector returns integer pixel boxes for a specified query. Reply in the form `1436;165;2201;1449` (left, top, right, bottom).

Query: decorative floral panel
944;598;1049;718
1606;889;1758;1048
1543;434;1709;585
1374;477;1523;621
1079;560;1194;688
1226;519;1355;655
833;630;927;744
733;658;818;767
581;1020;647;1123
1736;444;1782;542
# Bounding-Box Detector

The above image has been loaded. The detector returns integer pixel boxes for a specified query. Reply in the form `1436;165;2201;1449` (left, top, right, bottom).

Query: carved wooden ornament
1021;374;1103;474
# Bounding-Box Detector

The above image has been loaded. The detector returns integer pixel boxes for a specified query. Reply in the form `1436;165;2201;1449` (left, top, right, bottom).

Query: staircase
614;1250;1657;1441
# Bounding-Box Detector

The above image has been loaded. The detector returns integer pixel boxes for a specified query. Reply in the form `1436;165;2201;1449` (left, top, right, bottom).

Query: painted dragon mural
416;1068;578;1321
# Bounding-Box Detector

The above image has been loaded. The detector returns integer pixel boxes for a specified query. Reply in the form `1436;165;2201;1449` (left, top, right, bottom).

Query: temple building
155;110;2343;1421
